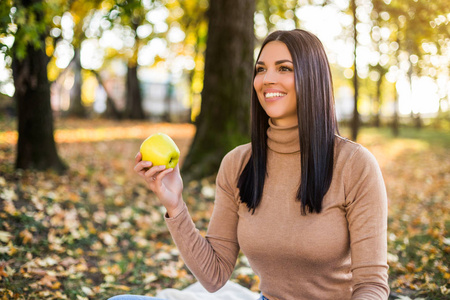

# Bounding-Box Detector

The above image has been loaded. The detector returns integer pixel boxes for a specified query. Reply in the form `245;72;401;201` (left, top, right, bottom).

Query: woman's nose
263;69;277;84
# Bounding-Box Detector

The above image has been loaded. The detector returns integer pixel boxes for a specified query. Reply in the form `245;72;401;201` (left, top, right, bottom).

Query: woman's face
254;41;297;127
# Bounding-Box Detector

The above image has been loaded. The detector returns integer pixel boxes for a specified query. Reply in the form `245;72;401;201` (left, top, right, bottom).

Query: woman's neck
266;118;300;154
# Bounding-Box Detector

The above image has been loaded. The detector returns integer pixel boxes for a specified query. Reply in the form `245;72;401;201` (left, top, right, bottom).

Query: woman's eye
256;67;265;73
280;66;292;72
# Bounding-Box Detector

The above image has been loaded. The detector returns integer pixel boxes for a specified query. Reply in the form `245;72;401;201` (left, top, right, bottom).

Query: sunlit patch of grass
0;121;195;145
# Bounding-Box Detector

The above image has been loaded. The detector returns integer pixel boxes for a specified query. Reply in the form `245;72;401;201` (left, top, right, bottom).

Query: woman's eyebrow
275;59;293;64
256;59;293;65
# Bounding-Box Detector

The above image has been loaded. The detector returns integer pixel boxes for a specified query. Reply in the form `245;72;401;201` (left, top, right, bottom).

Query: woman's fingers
135;152;142;164
144;165;166;182
134;160;153;178
155;167;174;182
134;159;151;172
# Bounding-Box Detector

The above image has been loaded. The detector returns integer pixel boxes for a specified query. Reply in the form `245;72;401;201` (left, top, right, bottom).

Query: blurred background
0;0;449;299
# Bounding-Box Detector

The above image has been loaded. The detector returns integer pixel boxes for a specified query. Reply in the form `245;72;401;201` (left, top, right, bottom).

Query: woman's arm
344;146;390;300
134;151;241;292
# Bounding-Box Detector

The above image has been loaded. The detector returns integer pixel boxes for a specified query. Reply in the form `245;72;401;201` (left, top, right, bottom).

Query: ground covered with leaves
0;119;449;299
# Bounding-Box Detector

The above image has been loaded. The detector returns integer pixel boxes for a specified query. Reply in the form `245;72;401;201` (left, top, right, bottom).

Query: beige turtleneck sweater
165;120;389;300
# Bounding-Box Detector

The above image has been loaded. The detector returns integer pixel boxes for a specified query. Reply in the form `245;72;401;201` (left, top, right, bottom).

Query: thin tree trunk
164;81;173;122
125;38;145;120
407;65;422;129
182;0;254;181
125;64;145;119
393;86;399;136
68;48;86;118
12;38;66;172
350;0;359;141
92;70;122;120
374;70;382;127
392;24;401;136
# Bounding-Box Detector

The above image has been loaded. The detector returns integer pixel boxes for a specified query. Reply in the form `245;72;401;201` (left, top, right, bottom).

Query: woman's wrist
165;197;184;218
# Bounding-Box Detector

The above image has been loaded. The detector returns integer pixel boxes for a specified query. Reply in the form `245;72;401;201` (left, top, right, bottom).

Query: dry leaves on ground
0;121;448;299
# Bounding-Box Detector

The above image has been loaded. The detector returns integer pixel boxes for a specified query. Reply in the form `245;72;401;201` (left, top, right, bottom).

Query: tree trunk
181;0;254;181
350;0;359;141
12;39;66;172
92;70;122;120
164;81;173;122
125;64;145;119
374;71;382;127
68;48;87;118
392;24;401;137
392;83;400;137
125;39;145;120
407;64;422;129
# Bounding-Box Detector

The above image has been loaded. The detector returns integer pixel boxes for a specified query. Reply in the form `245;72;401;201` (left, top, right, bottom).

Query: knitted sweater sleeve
344;145;390;299
164;150;241;292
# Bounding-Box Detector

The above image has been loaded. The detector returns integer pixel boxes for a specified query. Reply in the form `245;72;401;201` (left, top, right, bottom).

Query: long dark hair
237;29;339;215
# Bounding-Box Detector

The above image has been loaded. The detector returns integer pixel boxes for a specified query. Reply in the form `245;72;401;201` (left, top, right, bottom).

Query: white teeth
265;92;286;98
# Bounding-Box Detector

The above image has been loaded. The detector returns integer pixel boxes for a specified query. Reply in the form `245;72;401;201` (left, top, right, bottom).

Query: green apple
140;133;180;169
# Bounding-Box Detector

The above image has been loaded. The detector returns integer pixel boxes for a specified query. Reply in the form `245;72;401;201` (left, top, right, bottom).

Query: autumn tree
181;0;255;181
65;0;103;118
256;0;302;38
106;0;156;120
371;0;450;135
0;0;67;172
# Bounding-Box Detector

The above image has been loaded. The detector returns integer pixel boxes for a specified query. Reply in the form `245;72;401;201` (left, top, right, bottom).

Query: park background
0;0;449;299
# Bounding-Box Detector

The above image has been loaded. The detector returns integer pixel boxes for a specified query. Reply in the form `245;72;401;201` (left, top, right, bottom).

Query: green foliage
0;0;69;60
372;0;449;75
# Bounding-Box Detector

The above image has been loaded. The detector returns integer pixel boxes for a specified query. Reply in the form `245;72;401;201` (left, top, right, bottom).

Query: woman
115;29;389;300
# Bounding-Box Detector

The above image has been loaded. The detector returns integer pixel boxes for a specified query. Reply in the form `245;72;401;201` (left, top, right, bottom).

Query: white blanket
156;281;260;300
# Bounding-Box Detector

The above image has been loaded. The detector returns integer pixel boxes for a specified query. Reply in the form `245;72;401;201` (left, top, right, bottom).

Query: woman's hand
134;152;184;217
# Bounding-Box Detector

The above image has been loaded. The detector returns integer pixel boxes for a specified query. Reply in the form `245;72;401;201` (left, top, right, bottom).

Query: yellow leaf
81;286;94;296
160;265;178;278
1;189;17;201
3;200;17;215
143;273;157;284
20;229;33;244
0;231;12;243
0;246;9;254
251;275;261;292
7;241;17;256
0;266;8;279
51;281;61;289
38;274;58;288
99;232;117;246
115;285;131;291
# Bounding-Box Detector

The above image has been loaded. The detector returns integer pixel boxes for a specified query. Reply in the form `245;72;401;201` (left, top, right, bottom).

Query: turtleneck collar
266;119;300;154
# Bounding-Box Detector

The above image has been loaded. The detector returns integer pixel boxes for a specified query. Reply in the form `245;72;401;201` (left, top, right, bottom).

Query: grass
0;119;449;299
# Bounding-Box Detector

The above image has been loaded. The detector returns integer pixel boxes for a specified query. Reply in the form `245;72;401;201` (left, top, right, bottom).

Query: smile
265;92;286;99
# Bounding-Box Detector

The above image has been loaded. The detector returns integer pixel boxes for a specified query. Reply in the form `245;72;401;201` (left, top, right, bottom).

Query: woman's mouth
264;92;287;101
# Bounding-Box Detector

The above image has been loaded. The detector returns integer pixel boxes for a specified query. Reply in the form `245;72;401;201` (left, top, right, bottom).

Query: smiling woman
118;29;389;300
253;41;297;127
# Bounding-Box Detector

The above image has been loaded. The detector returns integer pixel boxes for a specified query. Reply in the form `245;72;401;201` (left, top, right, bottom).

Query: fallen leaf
19;229;33;244
0;231;12;243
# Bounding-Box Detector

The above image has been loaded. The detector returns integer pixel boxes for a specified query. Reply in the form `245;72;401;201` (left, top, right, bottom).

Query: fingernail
145;161;152;167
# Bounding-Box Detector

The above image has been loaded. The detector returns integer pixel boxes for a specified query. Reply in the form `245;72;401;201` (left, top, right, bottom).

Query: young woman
115;29;389;300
